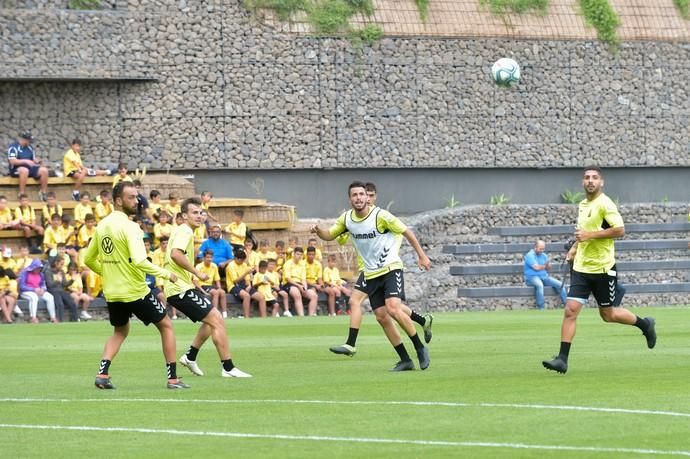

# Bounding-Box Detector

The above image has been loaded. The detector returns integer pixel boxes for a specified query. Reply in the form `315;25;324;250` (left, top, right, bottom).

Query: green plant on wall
444;194;461;208
480;0;548;16
579;0;620;50
415;0;430;22
675;0;690;19
490;193;511;206
246;0;384;43
68;0;102;9
560;189;584;204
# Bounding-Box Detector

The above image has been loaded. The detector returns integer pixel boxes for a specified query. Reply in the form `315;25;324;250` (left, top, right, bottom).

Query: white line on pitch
0;423;688;457
2;397;690;419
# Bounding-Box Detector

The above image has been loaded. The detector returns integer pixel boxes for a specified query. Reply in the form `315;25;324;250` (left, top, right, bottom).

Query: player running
312;181;432;371
542;166;657;374
168;197;252;378
328;182;433;357
85;182;188;390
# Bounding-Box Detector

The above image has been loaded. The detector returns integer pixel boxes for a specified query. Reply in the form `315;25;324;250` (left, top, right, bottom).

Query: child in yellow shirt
74;192;93;225
148;190;162;220
164;192;181;218
67;263;92;320
77;214;97;248
112;162;133;188
257;239;278;261
196;249;227;317
43;213;65;253
307;238;323;261
323;254;351;317
40;192;62;227
153;211;173;246
59;214;77;248
251;260;274;318
225;209;247;251
95;189;113;222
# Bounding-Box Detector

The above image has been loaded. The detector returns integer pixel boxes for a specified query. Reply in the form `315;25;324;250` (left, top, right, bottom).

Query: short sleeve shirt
574;193;624;274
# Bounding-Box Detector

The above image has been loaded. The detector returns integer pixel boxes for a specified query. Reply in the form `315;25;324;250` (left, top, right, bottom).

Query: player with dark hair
542;166;657;374
311;181;432;371
169;197;251;378
328;182;433;357
85;181;188;389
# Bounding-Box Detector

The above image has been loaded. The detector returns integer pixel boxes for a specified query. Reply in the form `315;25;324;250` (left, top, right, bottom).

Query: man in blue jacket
524;240;567;310
7;132;50;200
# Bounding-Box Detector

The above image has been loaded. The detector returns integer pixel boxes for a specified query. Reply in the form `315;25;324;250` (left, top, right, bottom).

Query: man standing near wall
524;240;566;310
542;166;657;375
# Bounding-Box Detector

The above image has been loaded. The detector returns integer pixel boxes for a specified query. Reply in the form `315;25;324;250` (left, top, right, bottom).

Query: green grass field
1;308;690;458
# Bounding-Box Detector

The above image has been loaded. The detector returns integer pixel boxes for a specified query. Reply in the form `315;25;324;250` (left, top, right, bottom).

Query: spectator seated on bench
7;132;49;201
63;138;111;202
523;240;567;310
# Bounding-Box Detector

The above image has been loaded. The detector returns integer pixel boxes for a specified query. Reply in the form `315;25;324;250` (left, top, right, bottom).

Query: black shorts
568;266;618;307
353;272;368;295
66;170;77;177
166;288;213;323
366;269;406;310
107;292;167;327
201;285;216;294
11;165;42;179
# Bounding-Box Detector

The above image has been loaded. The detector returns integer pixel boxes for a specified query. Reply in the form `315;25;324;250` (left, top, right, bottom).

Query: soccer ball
491;58;520;86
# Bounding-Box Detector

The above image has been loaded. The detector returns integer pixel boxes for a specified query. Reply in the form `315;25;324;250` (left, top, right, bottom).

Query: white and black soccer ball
491;58;521;87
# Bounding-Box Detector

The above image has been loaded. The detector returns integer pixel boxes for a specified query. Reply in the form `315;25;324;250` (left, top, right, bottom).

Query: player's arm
171;248;208;281
83;234;103;275
310;214;346;242
402;228;432;271
127;230;175;281
525;252;545;271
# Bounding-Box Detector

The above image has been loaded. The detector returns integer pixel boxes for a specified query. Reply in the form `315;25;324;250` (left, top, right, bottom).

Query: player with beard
312;181;432;371
542;166;657;374
85;182;188;389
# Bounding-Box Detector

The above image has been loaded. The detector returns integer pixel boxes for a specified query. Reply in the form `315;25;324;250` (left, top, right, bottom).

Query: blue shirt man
524;240;566;309
198;224;234;272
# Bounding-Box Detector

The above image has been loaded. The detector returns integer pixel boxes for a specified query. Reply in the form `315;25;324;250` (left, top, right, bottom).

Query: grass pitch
1;308;690;458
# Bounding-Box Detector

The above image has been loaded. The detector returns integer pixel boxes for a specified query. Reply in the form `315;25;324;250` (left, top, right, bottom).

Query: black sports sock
98;359;111;375
409;333;424;351
346;327;359;347
394;343;411;362
634;316;649;332
166;362;177;380
409;310;426;327
186;345;200;361
558;342;571;362
222;359;235;372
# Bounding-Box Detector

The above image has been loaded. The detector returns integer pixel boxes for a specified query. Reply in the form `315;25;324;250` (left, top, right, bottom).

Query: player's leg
95;301;132;389
373;302;414;371
329;281;367;356
542;271;589;374
593;270;656;349
204;307;251;377
130;293;188;389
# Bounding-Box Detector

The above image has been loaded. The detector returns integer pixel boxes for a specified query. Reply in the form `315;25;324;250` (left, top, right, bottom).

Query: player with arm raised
312;181;432;371
328;182;433;357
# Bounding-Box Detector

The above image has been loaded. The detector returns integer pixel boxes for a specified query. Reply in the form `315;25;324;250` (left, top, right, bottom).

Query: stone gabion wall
1;0;689;173
399;203;690;311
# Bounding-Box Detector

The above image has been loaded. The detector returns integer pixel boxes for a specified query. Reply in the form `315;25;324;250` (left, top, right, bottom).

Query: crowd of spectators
2;133;352;323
